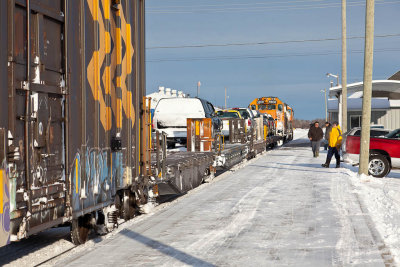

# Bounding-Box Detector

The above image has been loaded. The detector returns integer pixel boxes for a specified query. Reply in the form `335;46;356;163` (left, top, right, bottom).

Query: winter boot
321;158;331;168
316;151;319;157
336;163;340;168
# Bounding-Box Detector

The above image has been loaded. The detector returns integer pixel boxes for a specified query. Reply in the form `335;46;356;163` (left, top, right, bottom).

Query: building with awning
328;72;400;130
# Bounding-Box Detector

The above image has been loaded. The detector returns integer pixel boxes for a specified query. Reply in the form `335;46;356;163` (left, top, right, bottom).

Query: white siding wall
329;109;400;130
377;108;400;130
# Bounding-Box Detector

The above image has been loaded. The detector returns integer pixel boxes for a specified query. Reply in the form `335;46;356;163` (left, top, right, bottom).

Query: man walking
324;121;332;150
308;121;324;157
322;121;342;168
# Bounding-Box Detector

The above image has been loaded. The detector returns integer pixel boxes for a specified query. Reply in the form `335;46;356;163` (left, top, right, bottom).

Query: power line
146;48;400;62
147;33;400;50
147;0;394;13
147;0;331;9
146;0;398;14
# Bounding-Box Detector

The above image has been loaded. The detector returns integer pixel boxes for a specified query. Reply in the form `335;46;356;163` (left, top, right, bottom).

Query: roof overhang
328;97;390;112
329;80;400;99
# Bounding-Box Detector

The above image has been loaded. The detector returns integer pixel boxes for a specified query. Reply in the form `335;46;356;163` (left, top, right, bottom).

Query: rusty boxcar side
0;0;11;247
1;0;148;246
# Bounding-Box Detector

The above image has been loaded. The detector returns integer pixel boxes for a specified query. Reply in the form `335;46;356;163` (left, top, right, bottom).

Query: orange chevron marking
103;0;110;19
87;1;135;131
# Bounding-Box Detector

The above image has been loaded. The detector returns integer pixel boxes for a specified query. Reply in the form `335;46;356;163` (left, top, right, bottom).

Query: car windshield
371;130;389;137
385;129;400;139
216;111;239;118
353;129;389;137
237;110;250;119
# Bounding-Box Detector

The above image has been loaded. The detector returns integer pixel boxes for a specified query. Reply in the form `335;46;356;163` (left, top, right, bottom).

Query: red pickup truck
342;128;400;177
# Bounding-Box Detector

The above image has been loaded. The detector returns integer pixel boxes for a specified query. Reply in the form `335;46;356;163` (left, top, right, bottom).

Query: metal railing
187;118;214;152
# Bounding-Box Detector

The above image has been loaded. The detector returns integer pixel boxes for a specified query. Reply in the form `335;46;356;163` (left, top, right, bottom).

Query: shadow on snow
120;229;215;267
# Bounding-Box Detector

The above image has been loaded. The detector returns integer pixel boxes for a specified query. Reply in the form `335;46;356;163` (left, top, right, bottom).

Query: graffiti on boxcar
86;0;135;131
71;147;123;212
0;162;10;246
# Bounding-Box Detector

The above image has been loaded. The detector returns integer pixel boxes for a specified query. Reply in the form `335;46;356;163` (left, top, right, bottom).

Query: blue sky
145;0;400;119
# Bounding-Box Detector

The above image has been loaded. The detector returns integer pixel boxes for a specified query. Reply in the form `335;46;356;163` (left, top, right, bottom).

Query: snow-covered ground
1;128;399;266
296;128;400;264
342;165;400;263
55;129;399;266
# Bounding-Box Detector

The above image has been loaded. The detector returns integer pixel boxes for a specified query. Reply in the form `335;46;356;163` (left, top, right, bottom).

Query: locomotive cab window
258;104;267;110
267;104;276;110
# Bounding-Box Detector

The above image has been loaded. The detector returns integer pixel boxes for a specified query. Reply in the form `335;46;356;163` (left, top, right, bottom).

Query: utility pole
359;0;375;176
321;89;327;121
333;82;343;127
325;89;328;121
330;80;342;126
225;87;227;109
342;0;348;132
197;81;201;97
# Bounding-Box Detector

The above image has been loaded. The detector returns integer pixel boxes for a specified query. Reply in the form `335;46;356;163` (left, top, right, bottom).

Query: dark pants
324;141;329;150
311;141;320;156
326;146;340;165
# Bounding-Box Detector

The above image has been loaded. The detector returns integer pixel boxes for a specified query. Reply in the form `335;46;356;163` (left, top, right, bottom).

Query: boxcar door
9;1;66;234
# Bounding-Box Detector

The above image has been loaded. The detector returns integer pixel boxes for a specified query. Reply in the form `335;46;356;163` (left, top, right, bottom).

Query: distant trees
293;118;326;129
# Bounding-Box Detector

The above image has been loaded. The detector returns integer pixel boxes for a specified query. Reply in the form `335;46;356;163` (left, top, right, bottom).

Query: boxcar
0;0;149;246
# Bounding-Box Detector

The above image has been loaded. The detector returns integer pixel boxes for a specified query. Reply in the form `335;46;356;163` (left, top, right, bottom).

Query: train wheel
123;190;134;221
71;214;91;245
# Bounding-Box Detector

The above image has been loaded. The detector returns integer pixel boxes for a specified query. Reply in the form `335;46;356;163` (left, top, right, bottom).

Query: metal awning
328;98;390;112
329;80;400;99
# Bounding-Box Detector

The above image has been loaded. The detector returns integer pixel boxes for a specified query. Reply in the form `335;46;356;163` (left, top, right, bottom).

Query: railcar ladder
141;97;152;178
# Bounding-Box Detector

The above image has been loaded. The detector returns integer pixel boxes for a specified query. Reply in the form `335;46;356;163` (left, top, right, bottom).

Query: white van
152;98;217;148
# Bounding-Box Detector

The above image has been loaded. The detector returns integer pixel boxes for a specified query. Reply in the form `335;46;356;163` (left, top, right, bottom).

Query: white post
225;87;227;109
